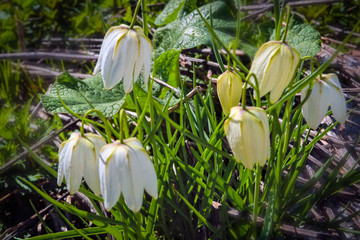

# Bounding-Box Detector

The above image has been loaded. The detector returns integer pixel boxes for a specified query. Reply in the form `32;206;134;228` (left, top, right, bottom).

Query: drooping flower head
58;133;106;195
99;138;158;212
249;41;300;103
217;71;243;115
224;106;270;169
94;24;152;93
301;73;346;129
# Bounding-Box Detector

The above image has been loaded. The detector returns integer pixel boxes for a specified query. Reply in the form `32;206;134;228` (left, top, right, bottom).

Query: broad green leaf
154;0;185;26
154;1;236;56
41;72;180;117
285;15;321;57
154;49;181;98
41;72;127;117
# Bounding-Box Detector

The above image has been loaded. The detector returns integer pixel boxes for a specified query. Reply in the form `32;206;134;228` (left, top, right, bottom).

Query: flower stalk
129;0;142;29
281;6;291;44
252;163;262;239
81;109;114;143
141;0;148;36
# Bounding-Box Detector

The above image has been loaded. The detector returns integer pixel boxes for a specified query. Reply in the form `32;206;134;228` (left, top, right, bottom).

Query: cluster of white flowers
58;134;158;212
57;25;157;212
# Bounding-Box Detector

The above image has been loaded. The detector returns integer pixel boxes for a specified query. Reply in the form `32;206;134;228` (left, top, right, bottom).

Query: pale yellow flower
249;41;300;103
224;107;270;169
217;71;243;115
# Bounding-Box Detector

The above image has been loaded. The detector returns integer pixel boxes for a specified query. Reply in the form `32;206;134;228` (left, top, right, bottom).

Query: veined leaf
154;49;181;98
154;0;185;26
285;15;321;57
154;1;236;56
41;72;180;117
41;72;126;117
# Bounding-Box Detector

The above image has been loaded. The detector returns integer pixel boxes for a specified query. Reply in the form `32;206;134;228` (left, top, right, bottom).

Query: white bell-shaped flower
99;138;158;212
93;24;152;93
217;71;243;115
57;133;106;195
301;73;346;129
224;106;270;169
249;41;300;103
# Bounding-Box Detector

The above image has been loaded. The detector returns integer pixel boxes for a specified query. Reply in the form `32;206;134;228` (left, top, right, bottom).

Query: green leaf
154;49;181;98
41;72;180;117
154;1;236;56
259;189;276;239
275;15;321;58
19;176;133;228
41;72;127;117
154;0;185;26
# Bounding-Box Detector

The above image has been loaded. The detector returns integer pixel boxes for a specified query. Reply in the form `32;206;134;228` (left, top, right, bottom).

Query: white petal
125;137;158;198
82;136;106;195
120;146;144;212
101;41;117;89
249;107;270;165
139;36;152;85
99;143;121;211
326;75;346;124
225;110;245;165
122;31;140;93
330;92;346;124
132;37;145;86
318;81;332;127
94;29;123;75
125;137;144;149
106;32;130;90
268;45;292;103
302;83;319;129
57;139;75;186
303;81;332;129
67;138;86;194
251;42;280;97
132;147;158;199
241;111;261;169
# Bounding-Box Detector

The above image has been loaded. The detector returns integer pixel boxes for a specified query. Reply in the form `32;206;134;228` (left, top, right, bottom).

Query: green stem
130;90;143;141
242;73;260;109
119;109;126;143
129;0;141;29
82;109;113;143
281;6;291;43
141;0;148;36
209;5;226;72
252;163;262;239
273;0;280;41
195;5;248;73
57;87;116;141
135;212;143;240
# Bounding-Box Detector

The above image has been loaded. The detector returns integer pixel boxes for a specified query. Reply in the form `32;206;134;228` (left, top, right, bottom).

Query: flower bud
217;71;243;115
224;106;270;169
249;41;300;103
94;24;152;93
58;133;106;195
99;138;158;212
301;73;346;129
